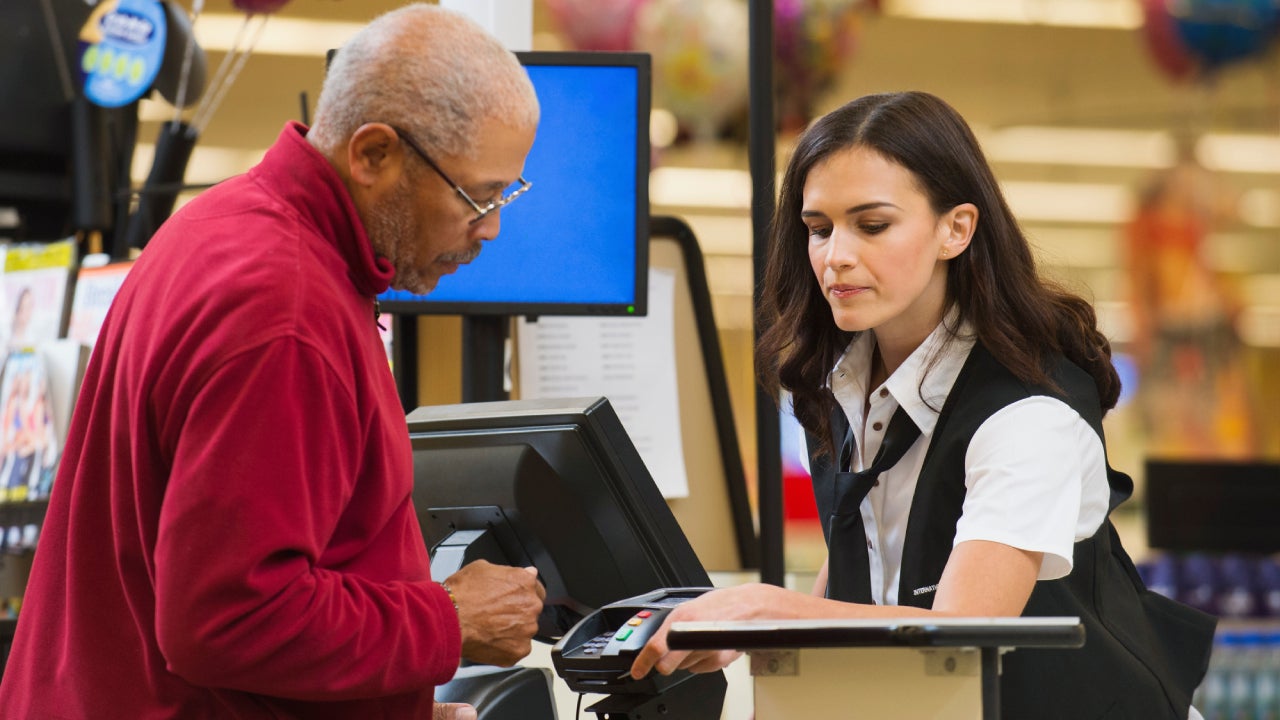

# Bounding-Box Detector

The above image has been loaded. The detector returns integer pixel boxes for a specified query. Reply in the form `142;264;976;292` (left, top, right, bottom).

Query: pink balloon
545;0;647;52
232;0;291;14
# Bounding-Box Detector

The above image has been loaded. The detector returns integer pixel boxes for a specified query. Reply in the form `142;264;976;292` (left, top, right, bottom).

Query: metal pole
748;0;783;587
981;646;1001;720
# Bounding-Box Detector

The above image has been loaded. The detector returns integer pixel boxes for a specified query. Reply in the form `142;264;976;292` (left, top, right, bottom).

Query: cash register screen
407;396;709;641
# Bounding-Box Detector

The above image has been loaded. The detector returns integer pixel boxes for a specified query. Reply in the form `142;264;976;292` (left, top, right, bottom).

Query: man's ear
346;123;403;191
939;202;977;259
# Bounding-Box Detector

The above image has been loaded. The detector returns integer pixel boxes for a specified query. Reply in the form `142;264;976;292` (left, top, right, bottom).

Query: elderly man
0;5;544;718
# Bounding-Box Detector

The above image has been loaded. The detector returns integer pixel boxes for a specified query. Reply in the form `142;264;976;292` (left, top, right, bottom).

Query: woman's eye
860;222;889;234
807;226;832;240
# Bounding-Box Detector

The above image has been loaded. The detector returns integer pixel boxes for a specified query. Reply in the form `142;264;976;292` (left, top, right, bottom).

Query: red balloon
1140;0;1196;81
232;0;291;14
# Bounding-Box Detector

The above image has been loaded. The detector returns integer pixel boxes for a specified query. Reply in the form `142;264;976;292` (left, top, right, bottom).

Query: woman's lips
829;283;866;299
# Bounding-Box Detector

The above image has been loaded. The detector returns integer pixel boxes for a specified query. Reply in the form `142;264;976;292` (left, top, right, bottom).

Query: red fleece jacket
0;123;461;718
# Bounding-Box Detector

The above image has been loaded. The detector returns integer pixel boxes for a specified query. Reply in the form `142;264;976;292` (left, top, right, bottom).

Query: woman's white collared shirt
824;321;1111;606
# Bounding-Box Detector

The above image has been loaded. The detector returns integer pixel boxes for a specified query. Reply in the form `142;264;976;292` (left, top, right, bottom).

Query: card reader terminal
550;587;713;695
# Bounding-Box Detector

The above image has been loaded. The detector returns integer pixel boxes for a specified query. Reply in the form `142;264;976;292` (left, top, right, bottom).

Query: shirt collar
830;309;976;436
249;121;395;298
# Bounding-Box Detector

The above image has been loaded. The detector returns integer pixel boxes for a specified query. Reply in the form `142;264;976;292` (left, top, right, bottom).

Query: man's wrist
439;582;459;615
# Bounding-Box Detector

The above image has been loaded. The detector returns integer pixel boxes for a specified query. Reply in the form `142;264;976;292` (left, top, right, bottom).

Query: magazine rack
667;616;1084;720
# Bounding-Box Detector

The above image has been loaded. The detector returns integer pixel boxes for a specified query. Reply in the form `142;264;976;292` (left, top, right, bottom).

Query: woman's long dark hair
756;91;1120;456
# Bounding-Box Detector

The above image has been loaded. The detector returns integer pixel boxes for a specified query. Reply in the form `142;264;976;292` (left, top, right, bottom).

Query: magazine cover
0;350;58;502
67;256;135;349
1;238;78;354
39;338;90;462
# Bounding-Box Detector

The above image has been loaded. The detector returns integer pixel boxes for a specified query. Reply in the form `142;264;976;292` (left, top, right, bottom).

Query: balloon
633;0;750;141
232;0;291;14
545;0;647;52
1170;0;1279;71
1142;0;1279;80
1140;0;1196;81
775;0;865;134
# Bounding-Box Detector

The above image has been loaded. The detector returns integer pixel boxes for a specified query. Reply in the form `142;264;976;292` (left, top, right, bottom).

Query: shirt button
872;421;884;431
879;388;889;398
867;538;874;550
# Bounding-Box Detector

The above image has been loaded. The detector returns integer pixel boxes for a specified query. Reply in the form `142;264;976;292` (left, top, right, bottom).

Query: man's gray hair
309;4;538;159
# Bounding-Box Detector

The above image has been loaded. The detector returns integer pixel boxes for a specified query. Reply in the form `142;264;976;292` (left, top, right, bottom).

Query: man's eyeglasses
388;125;531;224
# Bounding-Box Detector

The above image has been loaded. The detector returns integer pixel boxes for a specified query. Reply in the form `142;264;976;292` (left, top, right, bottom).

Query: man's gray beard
438;243;482;265
366;180;433;295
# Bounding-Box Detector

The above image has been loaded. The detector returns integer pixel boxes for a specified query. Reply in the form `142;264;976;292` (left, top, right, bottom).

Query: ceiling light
979;126;1176;169
653;170;1137;224
650;167;753;210
1000;180;1135;223
884;0;1141;29
1197;134;1280;175
978;125;1280;175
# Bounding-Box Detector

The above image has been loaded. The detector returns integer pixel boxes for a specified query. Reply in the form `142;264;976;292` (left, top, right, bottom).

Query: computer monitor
1146;458;1280;553
378;51;651;317
406;396;709;641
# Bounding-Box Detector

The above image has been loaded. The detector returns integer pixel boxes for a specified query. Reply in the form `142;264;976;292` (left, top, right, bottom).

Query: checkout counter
510;572;1083;720
669;615;1083;720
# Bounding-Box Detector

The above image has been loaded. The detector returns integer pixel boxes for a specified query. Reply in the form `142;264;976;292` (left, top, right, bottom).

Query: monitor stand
462;315;508;402
391;314;507;412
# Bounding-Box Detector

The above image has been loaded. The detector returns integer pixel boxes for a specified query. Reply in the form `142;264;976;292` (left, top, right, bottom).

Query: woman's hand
629;583;795;679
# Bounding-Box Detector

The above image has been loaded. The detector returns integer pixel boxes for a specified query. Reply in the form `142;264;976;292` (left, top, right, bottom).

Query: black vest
809;343;1216;719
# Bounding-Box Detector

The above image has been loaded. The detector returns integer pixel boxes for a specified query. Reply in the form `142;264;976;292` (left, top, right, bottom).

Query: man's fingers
433;702;477;720
514;566;546;600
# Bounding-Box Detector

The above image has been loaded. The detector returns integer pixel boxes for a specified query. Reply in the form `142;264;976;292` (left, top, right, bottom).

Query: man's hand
446;560;545;667
433;702;477;720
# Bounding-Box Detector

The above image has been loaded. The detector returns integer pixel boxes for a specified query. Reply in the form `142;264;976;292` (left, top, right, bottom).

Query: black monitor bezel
406;396;709;639
379;50;651;317
1145;458;1280;553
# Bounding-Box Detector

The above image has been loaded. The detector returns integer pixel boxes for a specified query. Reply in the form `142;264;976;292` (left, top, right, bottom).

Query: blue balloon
1169;0;1280;71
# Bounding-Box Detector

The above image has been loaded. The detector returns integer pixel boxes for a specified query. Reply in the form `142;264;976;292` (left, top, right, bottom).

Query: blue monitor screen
378;51;650;317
